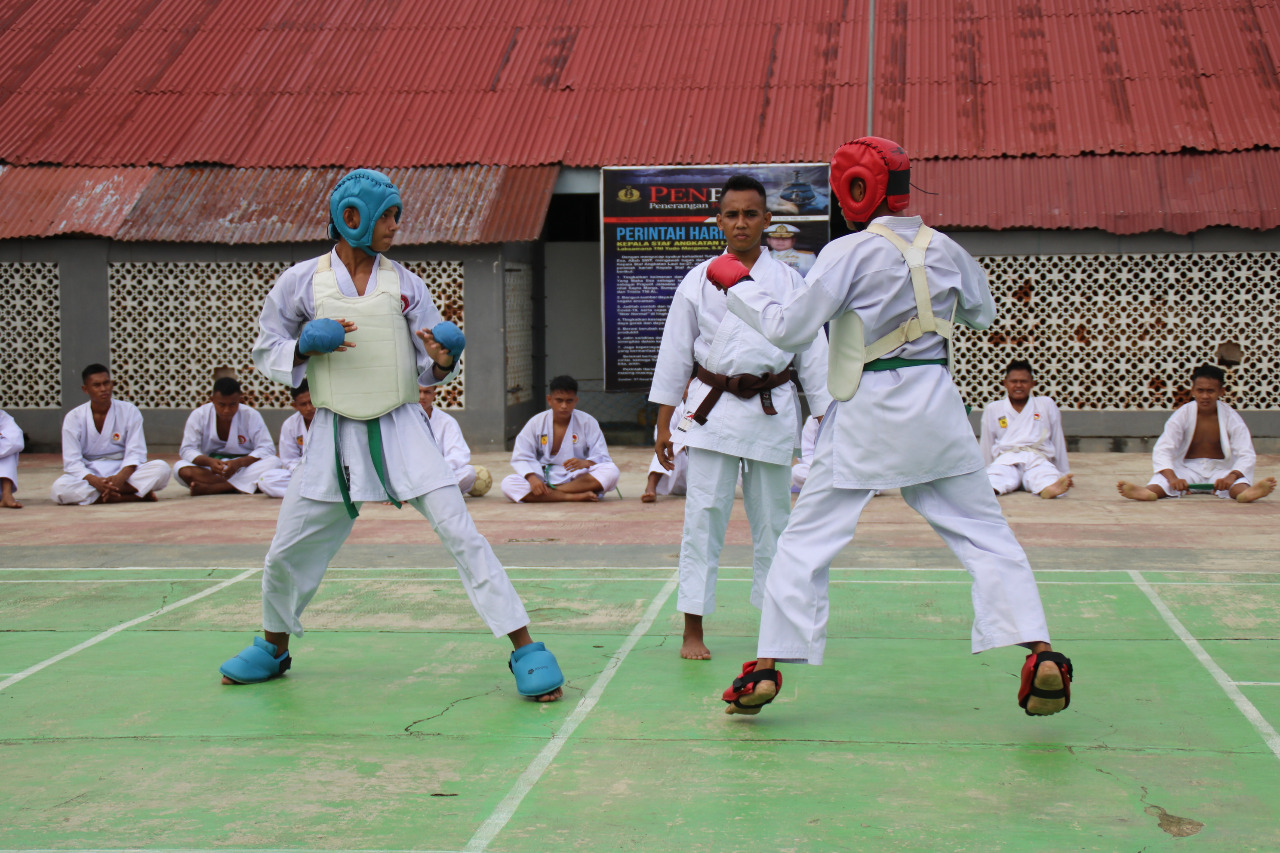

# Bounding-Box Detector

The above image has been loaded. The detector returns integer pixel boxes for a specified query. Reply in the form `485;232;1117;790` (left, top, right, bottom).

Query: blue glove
432;321;466;358
298;318;347;355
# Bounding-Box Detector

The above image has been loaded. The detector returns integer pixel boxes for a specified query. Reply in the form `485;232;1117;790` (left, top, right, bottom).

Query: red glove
706;254;752;290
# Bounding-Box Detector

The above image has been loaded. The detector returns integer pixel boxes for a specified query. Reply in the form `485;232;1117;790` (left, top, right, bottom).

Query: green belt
334;417;401;520
210;452;240;460
863;357;948;372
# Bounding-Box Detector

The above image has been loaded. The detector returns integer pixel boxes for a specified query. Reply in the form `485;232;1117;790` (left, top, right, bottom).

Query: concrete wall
1;237;527;452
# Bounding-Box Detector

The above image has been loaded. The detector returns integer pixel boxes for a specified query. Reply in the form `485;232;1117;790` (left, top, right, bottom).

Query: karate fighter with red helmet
708;138;1074;718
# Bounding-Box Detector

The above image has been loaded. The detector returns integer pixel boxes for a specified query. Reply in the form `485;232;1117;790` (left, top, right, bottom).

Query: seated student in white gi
1;407;24;508
176;376;280;496
50;363;171;505
980;360;1072;499
259;381;315;499
417;384;491;497
219;168;563;702
641;399;690;502
791;415;820;492
708;137;1072;719
1119;363;1275;503
502;375;620;502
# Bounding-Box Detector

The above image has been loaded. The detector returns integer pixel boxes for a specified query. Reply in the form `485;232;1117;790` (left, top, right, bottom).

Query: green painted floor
2;562;1280;852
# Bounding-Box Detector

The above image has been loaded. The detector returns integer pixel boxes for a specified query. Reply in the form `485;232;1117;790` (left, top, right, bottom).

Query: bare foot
641;490;656;503
681;613;711;660
535;686;563;702
1117;480;1158;501
1039;474;1072;499
1236;477;1276;503
1;496;22;509
1024;659;1067;716
221;675;237;685
567;491;599;502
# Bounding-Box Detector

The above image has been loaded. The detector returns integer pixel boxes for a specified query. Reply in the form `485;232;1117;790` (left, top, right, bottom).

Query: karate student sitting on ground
1118;363;1275;503
259;381;315;499
980;360;1072;499
417;384;491;497
50;363;171;505
707;136;1073;718
501;375;620;503
1;407;25;508
219;168;563;702
650;174;832;661
641;397;690;502
176;376;280;496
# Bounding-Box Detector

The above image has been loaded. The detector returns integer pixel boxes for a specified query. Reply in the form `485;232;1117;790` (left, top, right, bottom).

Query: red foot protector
722;659;781;710
1018;650;1074;715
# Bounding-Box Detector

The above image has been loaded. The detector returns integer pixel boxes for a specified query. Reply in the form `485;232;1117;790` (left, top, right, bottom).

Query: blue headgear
328;169;403;256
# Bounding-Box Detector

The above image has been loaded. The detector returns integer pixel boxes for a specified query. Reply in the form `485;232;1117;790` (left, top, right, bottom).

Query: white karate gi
420;406;477;495
176;402;280;494
0;409;24;493
980;396;1069;496
791;415;820;491
726;215;1051;662
501;409;621;501
50;400;171;505
1148;400;1255;499
646;402;689;497
253;249;529;638
650;250;832;616
258;411;310;499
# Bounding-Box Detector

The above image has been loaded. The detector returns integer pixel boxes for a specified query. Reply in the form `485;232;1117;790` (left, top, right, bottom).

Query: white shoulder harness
826;223;955;401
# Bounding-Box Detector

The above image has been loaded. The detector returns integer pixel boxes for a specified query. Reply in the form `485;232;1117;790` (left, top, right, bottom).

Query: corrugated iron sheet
916;149;1280;235
110;165;558;244
0;165;155;238
1;0;1274;169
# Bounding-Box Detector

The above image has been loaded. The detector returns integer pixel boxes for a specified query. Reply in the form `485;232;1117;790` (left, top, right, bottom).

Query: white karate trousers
500;461;621;501
678;447;791;616
50;460;172;505
758;422;1051;664
262;475;531;638
646;449;688;496
176;457;280;494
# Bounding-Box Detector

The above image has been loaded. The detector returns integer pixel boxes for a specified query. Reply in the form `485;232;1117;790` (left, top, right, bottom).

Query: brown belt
691;362;795;425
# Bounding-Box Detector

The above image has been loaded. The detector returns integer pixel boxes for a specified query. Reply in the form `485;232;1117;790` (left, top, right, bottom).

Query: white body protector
827;224;954;401
306;254;418;420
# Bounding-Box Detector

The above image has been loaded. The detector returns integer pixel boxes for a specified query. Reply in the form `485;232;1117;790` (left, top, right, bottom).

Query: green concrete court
1;450;1279;852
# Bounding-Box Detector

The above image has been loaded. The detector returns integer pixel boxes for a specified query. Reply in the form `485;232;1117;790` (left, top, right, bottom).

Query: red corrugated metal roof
108;165;558;244
0;165;155;238
1;0;1275;169
917;149;1280;235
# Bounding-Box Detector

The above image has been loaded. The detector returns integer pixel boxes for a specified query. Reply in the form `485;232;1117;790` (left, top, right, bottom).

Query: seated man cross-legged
501;375;620;502
176;376;280;496
50;363;171;505
1119;364;1275;503
258;380;315;499
980;360;1072;499
1;407;24;508
418;384;491;497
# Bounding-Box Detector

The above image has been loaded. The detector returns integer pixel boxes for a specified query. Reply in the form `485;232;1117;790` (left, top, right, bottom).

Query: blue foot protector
219;636;292;684
508;641;564;697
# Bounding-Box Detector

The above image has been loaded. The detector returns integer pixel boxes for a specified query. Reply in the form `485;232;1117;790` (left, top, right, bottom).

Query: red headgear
829;137;910;226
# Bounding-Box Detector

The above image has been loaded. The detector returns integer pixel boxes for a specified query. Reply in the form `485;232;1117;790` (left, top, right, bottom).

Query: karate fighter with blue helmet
219;169;565;702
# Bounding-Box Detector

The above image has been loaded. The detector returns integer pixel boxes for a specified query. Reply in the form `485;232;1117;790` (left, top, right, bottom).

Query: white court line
1235;682;1280;687
463;572;679;853
1129;570;1280;761
0;568;260;694
5;564;1280;575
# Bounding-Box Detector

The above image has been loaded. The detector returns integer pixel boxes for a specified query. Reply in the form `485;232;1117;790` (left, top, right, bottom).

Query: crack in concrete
1140;786;1205;838
403;687;501;733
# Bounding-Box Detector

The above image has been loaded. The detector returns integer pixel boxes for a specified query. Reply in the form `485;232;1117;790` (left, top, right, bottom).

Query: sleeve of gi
726;271;847;354
121;403;149;469
1226;409;1257;481
61;409;90;479
436;414;472;473
0;410;25;458
951;248;997;332
398;266;462;388
1047;399;1069;471
581;413;613;465
509;415;543;479
979;407;996;467
253;263;315;389
179;408;205;465
649;276;700;407
244;409;277;459
1151;408;1187;473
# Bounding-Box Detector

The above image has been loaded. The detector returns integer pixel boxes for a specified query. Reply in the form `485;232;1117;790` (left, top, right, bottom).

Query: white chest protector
306;254;419;420
827;223;955;401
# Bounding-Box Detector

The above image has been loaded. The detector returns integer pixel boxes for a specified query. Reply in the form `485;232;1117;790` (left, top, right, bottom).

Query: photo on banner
601;165;829;391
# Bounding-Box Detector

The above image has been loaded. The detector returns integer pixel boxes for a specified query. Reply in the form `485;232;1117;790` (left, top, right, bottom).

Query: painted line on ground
1235;682;1280;687
463;572;680;853
7;564;1280;575
1129;570;1280;761
0;568;260;694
